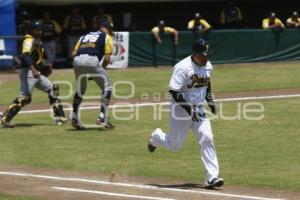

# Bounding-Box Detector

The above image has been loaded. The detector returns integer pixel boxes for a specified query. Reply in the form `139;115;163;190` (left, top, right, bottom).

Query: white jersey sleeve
169;65;188;91
207;61;213;75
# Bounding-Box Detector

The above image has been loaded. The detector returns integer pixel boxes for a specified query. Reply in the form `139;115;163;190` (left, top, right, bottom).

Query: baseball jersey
21;34;44;68
187;19;211;30
286;17;300;27
73;31;113;60
169;56;212;105
262;18;285;29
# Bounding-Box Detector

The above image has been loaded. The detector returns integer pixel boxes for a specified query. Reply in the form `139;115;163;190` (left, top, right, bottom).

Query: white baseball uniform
150;55;220;184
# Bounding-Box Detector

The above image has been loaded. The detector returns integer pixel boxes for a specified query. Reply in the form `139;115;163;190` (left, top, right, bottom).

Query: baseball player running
148;39;224;189
0;21;67;128
71;21;114;130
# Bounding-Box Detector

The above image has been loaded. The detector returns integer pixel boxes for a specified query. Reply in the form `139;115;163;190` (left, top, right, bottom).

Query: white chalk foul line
0;171;284;200
17;93;300;115
52;186;176;200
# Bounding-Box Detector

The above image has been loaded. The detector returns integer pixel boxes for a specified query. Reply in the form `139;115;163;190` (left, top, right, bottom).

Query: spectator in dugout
92;6;113;30
187;12;211;33
63;6;87;59
220;0;243;28
262;12;285;30
151;20;179;46
41;12;62;66
286;11;300;28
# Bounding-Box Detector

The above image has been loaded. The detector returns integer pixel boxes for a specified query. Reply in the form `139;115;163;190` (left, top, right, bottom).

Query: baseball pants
20;67;53;96
151;102;220;183
73;54;112;97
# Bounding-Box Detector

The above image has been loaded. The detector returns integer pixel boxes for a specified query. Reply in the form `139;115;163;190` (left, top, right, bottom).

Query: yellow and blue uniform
72;31;113;129
0;33;66;127
187;19;211;31
262;18;285;29
21;34;44;69
73;31;112;60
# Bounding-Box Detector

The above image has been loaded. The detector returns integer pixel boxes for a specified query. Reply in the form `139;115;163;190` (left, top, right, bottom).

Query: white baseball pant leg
192;118;220;183
151;103;192;152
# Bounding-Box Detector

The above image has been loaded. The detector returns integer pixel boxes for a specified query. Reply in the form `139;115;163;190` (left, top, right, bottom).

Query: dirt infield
0;164;300;200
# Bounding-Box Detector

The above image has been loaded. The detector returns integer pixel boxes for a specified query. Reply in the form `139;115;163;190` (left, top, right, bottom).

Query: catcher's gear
0;95;31;124
48;84;66;120
38;61;52;77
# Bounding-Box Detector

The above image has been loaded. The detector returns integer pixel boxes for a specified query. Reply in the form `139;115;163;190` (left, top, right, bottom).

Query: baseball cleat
147;142;156;153
55;116;68;125
96;117;115;129
71;118;86;130
205;178;224;189
0;114;15;128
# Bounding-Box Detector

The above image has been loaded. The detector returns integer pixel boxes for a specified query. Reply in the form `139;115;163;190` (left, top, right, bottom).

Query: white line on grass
52;186;176;200
17;93;300;115
0;171;284;200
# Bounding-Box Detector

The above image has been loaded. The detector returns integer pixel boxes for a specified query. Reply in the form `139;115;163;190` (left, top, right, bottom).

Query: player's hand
191;106;206;122
32;68;41;79
208;102;217;115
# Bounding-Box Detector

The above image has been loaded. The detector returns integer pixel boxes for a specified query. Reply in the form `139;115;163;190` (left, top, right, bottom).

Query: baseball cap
192;39;209;56
30;20;42;30
100;21;113;29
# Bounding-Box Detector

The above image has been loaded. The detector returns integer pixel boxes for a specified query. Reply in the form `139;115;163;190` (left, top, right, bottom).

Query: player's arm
102;34;113;68
205;81;217;115
166;27;179;45
187;20;194;29
169;90;192;115
276;19;285;28
262;19;270;29
200;19;212;32
72;36;83;58
151;27;161;44
22;38;40;78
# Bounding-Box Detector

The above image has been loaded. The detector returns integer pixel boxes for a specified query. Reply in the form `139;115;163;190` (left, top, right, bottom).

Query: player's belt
78;53;98;57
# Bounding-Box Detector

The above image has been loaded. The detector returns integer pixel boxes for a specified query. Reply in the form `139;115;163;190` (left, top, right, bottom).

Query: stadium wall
129;29;300;66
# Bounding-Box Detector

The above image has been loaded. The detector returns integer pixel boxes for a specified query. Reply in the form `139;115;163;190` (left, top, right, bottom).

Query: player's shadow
13;123;50;127
67;127;110;132
149;183;222;190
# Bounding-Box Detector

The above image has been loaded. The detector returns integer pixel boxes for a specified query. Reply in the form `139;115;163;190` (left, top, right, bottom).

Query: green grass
1;62;300;106
0;194;38;200
0;98;300;191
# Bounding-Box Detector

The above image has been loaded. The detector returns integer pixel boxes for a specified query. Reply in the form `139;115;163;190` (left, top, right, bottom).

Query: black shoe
96;117;115;129
71;118;86;130
205;178;224;189
148;142;156;153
